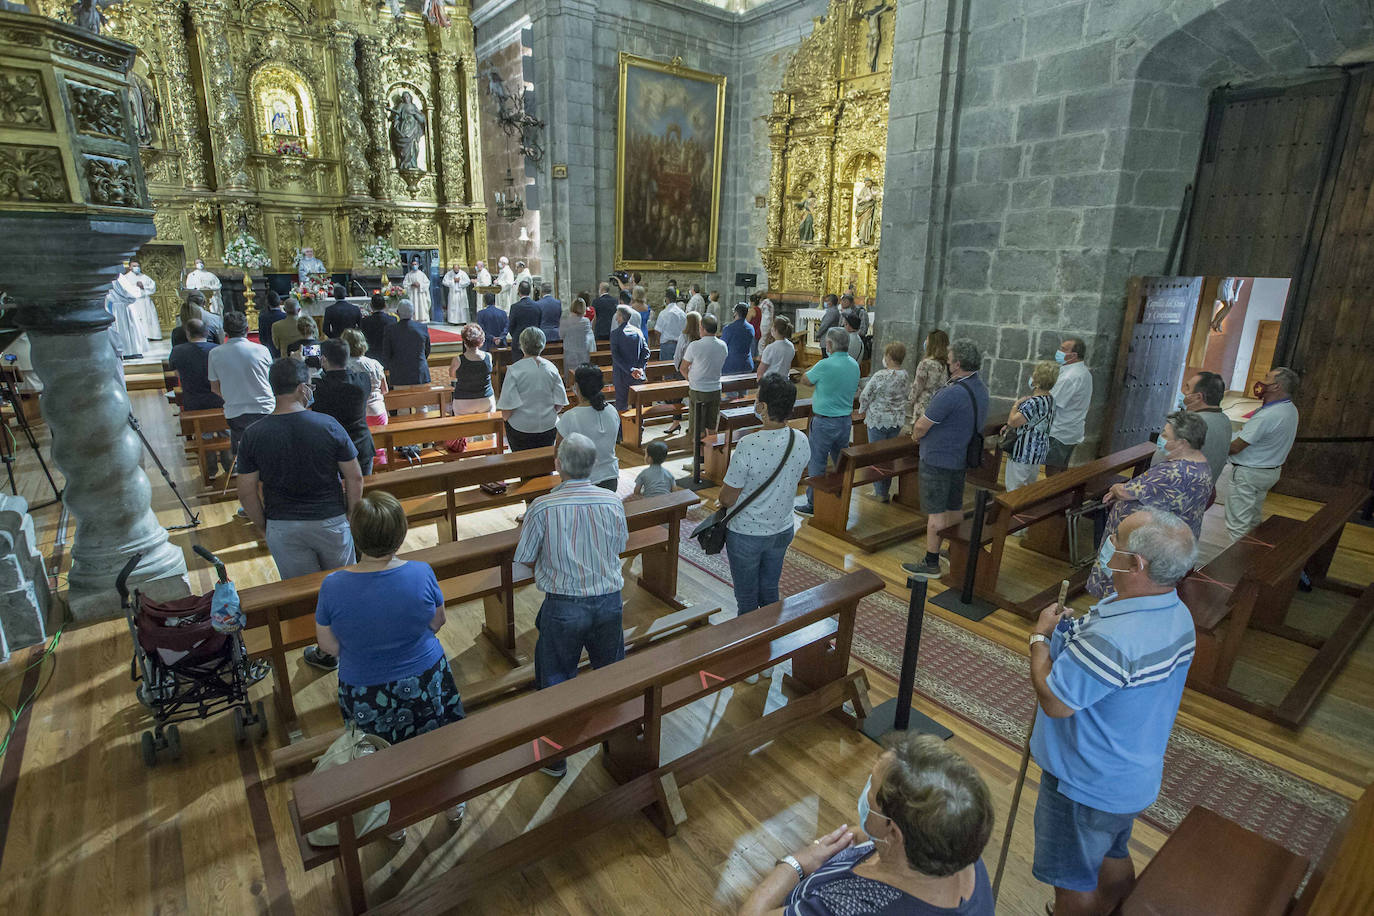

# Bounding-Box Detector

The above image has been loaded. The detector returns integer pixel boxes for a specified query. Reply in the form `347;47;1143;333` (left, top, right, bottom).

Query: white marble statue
117;260;161;341
442;264;470;324
494;256;515;311
404;261;432;322
475;259;492;287
296;246;326;282
104;277;143;359
183;258;223;314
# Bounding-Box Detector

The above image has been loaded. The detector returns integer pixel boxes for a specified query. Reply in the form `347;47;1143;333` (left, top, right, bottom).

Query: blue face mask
858;774;876;833
1028;376;1036;390
1097;535;1116;574
1054;350;1067;365
1156;436;1169;455
303;384;314;408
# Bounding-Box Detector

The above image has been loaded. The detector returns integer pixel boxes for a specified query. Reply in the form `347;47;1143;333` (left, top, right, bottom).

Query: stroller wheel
165;724;182;761
232;706;247;743
254;701;268;741
140;731;157;767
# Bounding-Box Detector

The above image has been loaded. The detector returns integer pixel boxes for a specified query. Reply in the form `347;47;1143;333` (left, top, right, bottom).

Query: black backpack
955;379;986;470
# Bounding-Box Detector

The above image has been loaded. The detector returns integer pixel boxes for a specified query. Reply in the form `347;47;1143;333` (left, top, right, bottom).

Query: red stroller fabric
136;593;227;663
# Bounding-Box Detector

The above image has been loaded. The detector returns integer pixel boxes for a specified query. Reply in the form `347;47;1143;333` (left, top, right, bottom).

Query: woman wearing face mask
739;732;995;916
1002;359;1060;491
1086;410;1212;598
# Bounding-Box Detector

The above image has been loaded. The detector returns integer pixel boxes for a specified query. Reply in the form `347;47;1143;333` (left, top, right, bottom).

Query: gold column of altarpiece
22;0;488;331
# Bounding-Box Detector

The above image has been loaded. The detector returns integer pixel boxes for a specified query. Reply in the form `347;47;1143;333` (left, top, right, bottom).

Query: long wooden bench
620;372;763;449
178;407;231;487
238;489;700;724
384;383;452;415
806;433;924;551
363;446;558;541
944;441;1156;617
369;411;505;466
1177;484;1373;726
287;569;883;914
702;398;818;481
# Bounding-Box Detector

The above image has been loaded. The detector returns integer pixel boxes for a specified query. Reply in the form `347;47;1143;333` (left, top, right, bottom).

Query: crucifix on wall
859;1;894;73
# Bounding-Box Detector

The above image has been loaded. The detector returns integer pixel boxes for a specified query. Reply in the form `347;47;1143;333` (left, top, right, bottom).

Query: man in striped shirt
1027;509;1197;916
514;434;628;776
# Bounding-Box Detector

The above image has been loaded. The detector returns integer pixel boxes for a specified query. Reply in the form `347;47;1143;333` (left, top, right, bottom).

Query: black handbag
955;379;987;470
691;429;797;555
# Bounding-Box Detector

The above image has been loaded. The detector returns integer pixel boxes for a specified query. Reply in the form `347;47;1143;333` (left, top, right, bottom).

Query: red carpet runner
679;514;1350;866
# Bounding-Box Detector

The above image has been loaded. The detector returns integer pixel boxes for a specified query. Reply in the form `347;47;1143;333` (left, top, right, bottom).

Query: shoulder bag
955;379;987;470
691;429;797;555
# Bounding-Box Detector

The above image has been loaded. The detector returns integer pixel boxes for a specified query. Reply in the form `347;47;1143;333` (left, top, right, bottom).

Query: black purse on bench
691;429;797;555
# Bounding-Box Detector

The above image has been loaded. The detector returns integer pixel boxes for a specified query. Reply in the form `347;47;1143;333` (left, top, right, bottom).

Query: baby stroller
117;545;267;766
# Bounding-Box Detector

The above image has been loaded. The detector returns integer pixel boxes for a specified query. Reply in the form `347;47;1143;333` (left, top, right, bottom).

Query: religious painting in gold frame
614;53;725;272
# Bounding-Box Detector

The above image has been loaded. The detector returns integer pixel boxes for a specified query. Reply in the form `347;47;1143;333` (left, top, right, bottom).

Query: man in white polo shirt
680;313;729;448
207;311;274;462
1222;366;1300;543
1046;336;1093;473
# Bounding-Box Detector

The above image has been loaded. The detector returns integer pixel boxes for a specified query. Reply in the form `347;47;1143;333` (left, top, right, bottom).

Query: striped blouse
514;479;628;597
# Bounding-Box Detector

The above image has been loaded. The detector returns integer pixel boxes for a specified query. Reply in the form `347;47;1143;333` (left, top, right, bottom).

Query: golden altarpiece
23;0;488;330
760;0;892;305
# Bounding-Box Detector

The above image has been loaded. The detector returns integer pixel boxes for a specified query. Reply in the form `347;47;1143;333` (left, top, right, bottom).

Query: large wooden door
1245;320;1281;394
1103;276;1204;455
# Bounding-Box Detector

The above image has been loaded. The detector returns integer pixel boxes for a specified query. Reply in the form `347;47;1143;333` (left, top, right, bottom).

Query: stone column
332;26;373;199
189;0;251;191
358;36;392;201
151;1;208;190
20;305;188;621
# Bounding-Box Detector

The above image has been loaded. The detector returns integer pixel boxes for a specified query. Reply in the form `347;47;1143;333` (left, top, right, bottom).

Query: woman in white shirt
556;365;620;490
856;341;912;502
495;327;569;450
669;310;703;436
719;375;811;622
756;315;796;381
342;328;389;467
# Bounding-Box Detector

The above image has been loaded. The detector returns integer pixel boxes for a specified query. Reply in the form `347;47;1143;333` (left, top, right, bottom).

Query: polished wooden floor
0;387;1371;915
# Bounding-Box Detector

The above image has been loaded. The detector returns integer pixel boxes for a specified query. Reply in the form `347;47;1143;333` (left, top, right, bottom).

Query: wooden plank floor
0;389;1370;915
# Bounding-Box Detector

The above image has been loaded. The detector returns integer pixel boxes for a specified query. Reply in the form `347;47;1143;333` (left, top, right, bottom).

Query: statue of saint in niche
270;100;294;134
128;69;160;146
795;190;816;245
854;178;881;247
389;91;427;171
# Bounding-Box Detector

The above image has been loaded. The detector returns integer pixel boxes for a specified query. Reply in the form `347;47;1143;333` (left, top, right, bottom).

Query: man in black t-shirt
168;318;229;478
237;358;362;671
312;339;375;475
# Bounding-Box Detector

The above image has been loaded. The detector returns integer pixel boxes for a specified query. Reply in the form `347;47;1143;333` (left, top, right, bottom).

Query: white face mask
195;262;204;270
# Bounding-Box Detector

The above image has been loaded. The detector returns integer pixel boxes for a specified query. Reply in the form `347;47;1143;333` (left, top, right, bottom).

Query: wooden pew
178;407;231;487
369;411;505;466
363;446;558;542
286;569;884;914
944;441;1156;617
620;372;762;449
805;432;923;551
703;398;818;481
238;490;701;724
1176;484;1373;727
384;383;453;415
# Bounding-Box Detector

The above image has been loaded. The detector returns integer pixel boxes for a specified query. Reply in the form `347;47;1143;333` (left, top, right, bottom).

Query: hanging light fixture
496;167;525;222
518;225;530;241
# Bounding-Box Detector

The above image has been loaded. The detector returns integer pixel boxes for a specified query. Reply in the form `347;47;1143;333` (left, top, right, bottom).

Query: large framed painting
615;53;726;272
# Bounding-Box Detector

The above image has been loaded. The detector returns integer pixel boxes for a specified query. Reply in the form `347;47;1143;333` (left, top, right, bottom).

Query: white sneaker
447;802;466;825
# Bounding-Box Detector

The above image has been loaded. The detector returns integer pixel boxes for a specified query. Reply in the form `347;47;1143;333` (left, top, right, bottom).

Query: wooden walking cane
992;579;1070;902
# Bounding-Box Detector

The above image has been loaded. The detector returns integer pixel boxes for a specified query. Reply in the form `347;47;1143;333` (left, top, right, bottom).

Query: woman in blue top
315;490;466;748
722;302;756;374
741;733;995;916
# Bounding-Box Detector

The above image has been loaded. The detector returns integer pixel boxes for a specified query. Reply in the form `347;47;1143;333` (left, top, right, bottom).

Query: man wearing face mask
403;259;432;322
184;257;223;314
1028;509;1197;916
1162;371;1231;483
118;259;161;341
236;358;363;672
1046;337;1092;474
1221;366;1300;543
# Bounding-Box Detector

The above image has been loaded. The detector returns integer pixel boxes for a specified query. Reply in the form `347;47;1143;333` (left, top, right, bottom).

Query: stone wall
476;24;542;275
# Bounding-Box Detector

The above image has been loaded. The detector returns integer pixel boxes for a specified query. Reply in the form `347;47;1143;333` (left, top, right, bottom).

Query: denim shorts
919;461;966;513
1032;771;1138;892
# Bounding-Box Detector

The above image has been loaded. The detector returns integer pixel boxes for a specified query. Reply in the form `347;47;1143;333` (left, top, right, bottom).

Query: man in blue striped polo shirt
1028;509;1197;916
514;434;629;777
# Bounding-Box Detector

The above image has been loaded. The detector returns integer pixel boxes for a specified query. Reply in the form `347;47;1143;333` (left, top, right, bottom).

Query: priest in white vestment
514;260;533;295
494;256;516;311
297;247;327;282
184;258;223;313
475;260;492;287
104;277;142;358
442;264;470;324
118;260;161;340
404;259;432;322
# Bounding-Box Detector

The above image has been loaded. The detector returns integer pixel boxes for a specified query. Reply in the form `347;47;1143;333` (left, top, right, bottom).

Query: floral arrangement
222;232;271;271
274;137;307;157
359;236;401;270
292;277;332;303
381;282;406;305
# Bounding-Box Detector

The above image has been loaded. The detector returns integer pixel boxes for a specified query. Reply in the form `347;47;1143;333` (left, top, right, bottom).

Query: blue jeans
1032;771;1138;892
866;425;900;497
803;414;853;509
725;527;794;615
658;338;676;371
534;592;625;689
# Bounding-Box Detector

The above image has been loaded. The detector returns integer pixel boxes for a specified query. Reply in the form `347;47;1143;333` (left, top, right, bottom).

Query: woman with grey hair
1087;409;1212;598
495;326;568;450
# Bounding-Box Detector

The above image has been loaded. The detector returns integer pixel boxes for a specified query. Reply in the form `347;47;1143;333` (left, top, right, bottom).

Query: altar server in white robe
514;260;533;295
184;258;223;314
104;277;142;359
494;256;516;311
118;260;161;340
442;263;470;324
475;259;492;288
404;258;432;322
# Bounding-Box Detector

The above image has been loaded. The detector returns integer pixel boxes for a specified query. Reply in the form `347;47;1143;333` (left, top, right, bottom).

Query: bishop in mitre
117;259;161;341
494;256;516;311
442;262;470;324
404;258;432;322
184;257;223;314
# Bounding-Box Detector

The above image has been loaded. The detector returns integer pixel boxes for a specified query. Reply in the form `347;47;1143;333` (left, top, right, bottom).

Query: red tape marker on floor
531;735;564;761
699;670;725;690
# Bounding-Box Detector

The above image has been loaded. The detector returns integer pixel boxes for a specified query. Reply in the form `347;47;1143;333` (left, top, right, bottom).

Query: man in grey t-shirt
1222;366;1299;543
1164;371;1232;483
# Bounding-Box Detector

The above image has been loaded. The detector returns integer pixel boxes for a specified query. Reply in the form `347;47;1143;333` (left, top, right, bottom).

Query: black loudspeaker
734;272;757;287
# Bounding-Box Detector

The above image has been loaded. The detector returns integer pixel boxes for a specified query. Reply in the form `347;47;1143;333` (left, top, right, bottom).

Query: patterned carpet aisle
679;516;1351;865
